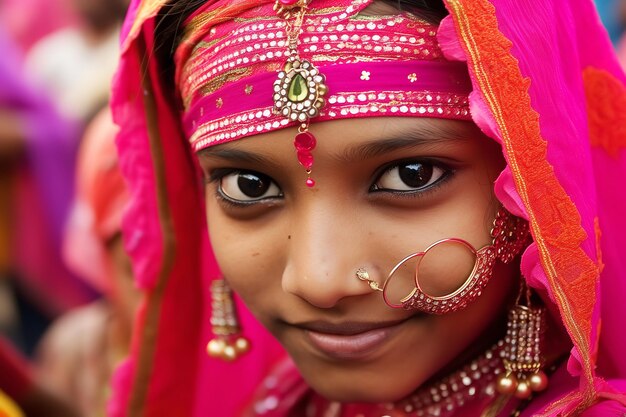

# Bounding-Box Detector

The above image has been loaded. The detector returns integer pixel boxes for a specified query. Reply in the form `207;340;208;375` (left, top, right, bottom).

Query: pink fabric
178;1;471;151
177;1;470;150
184;61;471;151
110;7;288;416
438;0;626;413
109;0;626;416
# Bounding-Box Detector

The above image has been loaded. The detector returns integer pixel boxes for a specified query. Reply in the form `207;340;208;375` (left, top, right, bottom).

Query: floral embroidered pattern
584;67;626;158
445;0;600;412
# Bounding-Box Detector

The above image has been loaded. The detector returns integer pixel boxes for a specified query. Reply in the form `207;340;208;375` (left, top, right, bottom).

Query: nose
281;201;377;308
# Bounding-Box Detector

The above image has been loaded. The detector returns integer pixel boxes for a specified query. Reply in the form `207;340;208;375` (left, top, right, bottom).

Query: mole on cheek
288;235;292;240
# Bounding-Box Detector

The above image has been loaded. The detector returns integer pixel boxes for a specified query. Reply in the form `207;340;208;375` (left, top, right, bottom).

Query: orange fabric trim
444;0;599;412
584;67;626;158
126;0;169;50
594;217;604;274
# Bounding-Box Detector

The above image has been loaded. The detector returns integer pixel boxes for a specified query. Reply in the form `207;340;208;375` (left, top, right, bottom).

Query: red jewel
279;0;298;5
294;131;316;151
296;150;314;170
306;178;315;187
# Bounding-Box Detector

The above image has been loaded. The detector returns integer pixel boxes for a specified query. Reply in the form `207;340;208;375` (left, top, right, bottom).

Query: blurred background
0;0;136;415
0;0;625;416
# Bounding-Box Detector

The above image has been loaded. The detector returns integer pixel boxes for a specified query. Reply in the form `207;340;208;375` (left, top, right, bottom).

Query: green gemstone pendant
288;73;308;102
273;56;328;124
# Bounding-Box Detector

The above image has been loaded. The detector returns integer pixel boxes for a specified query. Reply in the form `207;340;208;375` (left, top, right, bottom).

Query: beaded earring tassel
496;281;548;399
207;279;250;361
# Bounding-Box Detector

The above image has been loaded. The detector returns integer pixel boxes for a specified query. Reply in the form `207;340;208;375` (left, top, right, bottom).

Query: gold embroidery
182;6;229;43
311;54;382;63
194;37;227;51
234;15;282;23
198;67;251;97
408;73;417;82
245;85;254;95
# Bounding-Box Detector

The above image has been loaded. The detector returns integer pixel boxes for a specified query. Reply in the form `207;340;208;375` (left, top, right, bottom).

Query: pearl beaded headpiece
176;0;472;184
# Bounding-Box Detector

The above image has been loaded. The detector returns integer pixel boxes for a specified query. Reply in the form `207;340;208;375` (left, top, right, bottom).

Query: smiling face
197;117;517;402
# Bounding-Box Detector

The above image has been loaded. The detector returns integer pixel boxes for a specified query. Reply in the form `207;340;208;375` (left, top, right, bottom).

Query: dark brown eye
374;162;445;191
220;171;281;201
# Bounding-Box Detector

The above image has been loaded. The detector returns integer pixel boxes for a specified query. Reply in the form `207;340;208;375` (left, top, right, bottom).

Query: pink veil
110;0;626;416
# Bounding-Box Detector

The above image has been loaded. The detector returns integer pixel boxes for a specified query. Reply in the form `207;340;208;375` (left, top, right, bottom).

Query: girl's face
198;117;516;402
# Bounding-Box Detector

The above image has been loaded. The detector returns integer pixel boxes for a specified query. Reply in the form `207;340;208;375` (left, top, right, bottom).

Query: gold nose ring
356;268;382;292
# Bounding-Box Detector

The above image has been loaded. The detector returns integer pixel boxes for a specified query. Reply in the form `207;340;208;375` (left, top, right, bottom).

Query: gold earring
207;279;250;361
496;280;548;399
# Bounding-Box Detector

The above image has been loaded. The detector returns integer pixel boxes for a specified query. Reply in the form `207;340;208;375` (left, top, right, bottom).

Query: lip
295;319;409;360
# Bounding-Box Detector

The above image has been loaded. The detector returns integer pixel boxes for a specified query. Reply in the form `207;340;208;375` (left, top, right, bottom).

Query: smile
296;319;411;360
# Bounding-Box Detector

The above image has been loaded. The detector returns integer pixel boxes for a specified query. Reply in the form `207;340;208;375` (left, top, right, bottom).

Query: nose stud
356;268;382;292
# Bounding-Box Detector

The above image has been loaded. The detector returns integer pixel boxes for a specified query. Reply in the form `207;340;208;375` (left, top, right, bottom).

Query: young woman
109;0;626;416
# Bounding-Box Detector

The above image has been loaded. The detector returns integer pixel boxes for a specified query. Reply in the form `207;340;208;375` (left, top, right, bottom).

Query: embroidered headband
177;0;472;185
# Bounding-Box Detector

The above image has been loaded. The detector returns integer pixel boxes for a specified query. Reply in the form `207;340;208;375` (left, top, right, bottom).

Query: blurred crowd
0;0;135;416
0;0;625;416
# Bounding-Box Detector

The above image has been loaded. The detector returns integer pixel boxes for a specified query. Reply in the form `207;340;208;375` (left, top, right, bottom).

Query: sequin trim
190;91;469;150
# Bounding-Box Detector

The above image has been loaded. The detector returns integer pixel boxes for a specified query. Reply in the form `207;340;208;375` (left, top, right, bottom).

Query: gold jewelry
496;280;548;399
369;207;529;315
206;279;250;361
356;268;382;292
273;0;328;187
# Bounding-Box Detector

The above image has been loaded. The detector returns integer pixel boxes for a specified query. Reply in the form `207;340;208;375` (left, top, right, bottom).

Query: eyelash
369;159;454;198
376;173;453;202
206;159;455;208
208;168;281;208
215;191;257;209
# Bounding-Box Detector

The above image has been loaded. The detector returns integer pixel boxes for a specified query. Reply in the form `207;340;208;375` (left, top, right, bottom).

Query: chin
300;367;421;403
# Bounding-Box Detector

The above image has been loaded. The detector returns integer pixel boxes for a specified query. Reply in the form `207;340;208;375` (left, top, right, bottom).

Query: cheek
206;204;286;313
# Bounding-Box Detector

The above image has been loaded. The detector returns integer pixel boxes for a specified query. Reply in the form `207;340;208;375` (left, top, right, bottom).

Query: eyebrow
196;122;469;165
336;124;467;163
196;147;275;166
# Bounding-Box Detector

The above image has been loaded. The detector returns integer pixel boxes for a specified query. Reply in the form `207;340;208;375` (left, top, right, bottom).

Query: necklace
319;341;506;417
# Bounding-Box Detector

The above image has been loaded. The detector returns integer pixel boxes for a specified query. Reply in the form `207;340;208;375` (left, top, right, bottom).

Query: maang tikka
207;279;250;361
273;0;328;187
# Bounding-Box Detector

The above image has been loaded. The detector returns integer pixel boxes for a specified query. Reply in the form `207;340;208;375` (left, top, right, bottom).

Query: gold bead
222;345;238;361
207;338;225;358
496;374;518;395
235;337;250;354
529;371;548;392
514;380;532;399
